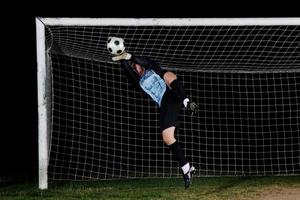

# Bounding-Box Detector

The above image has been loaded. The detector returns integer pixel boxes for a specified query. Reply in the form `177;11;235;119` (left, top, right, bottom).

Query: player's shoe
183;165;196;189
112;52;132;61
186;101;199;116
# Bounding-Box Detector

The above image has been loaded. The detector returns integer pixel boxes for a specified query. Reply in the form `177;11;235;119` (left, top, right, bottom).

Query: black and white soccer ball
107;37;125;55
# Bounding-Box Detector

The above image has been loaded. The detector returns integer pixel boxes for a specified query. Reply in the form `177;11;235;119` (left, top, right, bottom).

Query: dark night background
1;1;299;185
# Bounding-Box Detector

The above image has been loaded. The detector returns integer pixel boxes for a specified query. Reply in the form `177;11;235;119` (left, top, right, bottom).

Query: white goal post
36;17;300;190
36;18;48;190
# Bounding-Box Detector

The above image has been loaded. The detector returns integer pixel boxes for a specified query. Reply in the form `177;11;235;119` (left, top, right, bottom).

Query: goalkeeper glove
112;51;132;61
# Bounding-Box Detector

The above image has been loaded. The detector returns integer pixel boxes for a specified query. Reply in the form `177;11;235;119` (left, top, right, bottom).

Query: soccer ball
107;37;125;55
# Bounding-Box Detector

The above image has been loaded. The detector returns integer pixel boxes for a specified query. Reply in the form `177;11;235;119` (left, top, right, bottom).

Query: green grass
0;176;300;200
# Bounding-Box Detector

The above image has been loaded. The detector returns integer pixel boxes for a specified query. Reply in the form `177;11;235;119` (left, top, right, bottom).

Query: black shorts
159;88;182;132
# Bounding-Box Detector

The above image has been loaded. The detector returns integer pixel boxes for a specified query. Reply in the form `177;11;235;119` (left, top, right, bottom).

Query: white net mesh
44;22;300;180
48;25;300;71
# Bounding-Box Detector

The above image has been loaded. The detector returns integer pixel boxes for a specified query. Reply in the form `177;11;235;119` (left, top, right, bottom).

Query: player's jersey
120;55;167;106
139;69;166;107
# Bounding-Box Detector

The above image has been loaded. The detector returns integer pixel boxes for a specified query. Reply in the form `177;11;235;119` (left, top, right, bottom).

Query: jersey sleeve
120;60;141;90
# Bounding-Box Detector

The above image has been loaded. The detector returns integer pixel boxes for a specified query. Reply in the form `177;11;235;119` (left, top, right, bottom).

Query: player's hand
187;101;199;116
112;52;132;61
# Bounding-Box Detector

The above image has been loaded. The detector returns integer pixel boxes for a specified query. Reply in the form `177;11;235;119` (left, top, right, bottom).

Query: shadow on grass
203;176;252;195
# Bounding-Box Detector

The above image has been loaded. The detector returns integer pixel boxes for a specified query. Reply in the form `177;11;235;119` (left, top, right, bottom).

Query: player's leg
160;89;195;189
163;71;177;86
163;72;199;115
162;126;186;167
161;127;195;189
163;72;187;103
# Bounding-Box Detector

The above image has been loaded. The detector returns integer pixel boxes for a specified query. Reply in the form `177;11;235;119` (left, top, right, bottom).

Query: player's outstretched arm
112;52;141;90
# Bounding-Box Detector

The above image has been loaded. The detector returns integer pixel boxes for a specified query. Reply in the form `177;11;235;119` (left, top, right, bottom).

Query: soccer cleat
186;101;199;116
112;52;132;61
183;165;196;189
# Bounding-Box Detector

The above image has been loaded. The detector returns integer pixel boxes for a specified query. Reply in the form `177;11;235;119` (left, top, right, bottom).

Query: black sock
169;79;187;103
169;141;187;167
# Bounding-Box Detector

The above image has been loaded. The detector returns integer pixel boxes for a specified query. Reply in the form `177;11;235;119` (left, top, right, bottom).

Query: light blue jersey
139;70;167;107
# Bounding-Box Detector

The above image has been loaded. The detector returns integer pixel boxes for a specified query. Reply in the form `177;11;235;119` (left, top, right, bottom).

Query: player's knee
162;127;176;145
162;135;176;145
163;72;177;86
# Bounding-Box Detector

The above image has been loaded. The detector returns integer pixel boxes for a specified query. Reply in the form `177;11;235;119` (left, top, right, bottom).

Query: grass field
0;176;300;200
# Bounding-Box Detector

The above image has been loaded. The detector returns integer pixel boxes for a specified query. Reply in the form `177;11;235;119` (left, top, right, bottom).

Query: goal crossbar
38;17;300;26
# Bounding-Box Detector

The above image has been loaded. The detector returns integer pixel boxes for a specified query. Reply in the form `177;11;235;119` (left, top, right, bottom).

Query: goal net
36;18;300;189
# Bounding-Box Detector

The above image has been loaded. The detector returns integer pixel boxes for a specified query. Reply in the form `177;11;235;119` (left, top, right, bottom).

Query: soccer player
112;52;199;189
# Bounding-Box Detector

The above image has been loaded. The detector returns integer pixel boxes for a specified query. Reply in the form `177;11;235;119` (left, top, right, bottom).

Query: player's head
131;62;145;76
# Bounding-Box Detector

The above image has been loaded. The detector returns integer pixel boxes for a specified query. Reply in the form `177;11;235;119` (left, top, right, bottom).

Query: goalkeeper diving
108;37;199;189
